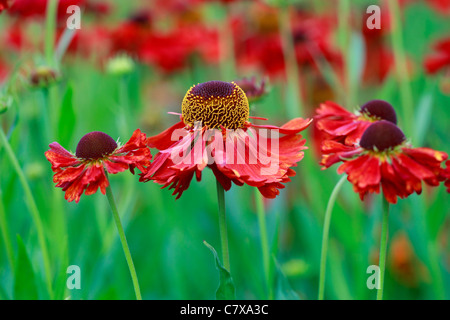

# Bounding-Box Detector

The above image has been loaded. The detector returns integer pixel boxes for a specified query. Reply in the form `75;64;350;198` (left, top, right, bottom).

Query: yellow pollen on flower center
181;81;250;130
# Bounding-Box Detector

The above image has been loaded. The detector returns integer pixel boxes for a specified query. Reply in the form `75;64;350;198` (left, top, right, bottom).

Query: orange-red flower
45;129;151;203
321;120;448;204
315;99;397;147
424;37;450;74
140;80;311;199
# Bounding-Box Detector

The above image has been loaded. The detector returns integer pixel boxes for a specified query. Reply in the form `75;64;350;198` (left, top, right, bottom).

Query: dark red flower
315;99;397;147
140;80;311;199
424;37;450;74
321;121;448;204
45;129;152;203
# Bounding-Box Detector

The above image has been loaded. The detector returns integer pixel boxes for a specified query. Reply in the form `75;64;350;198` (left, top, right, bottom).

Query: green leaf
273;257;300;300
203;241;235;300
14;235;39;300
57;83;76;146
414;91;433;146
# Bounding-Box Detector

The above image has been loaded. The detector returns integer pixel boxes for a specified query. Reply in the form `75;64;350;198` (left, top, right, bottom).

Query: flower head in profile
140;80;311;199
315;99;397;147
45;129;151;203
321;120;448;204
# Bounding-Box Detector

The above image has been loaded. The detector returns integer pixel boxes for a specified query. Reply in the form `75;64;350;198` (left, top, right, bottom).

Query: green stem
0;188;14;271
216;180;230;272
318;175;346;300
377;197;390;300
255;189;272;299
45;0;58;67
105;180;142;300
0;126;54;299
388;0;414;138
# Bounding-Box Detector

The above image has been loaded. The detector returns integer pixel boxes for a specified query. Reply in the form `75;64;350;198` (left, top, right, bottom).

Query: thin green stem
255;189;272;299
377;197;390;300
216;180;230;272
0;126;54;299
105;180;142;300
0;188;14;271
318;175;346;300
45;0;58;67
388;0;414;137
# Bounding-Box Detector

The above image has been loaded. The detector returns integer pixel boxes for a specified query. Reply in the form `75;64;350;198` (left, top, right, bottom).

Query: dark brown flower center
359;99;397;124
75;131;118;160
360;121;406;152
181;81;249;130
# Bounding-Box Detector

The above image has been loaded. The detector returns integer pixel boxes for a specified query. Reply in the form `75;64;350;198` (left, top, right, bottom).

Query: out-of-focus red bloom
321;120;448;204
0;0;12;13
45;129;152;203
424;38;450;74
139;24;219;74
2;23;28;51
8;0;84;21
140;80;311;199
234;4;342;79
389;232;424;287
427;0;450;15
84;0;111;17
291;11;343;75
109;10;153;56
315;99;397;148
59;25;111;60
361;6;394;84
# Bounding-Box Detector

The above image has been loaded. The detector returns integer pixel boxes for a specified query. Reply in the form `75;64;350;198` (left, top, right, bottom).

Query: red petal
146;120;186;150
45;142;80;171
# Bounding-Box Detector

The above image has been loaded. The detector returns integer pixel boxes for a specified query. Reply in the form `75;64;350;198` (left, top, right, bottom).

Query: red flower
361;7;394;84
8;0;84;21
321;120;448;204
138;23;219;74
315;99;397;147
140;80;311;199
0;0;12;13
426;0;450;15
424;37;450;74
45;129;151;203
109;10;153;56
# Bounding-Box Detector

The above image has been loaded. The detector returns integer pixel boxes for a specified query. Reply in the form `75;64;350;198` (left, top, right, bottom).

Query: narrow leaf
203;241;236;300
57;83;76;146
14;235;39;300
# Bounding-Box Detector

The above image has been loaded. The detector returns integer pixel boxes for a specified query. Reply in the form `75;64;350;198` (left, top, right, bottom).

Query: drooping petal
146;120;187;150
45;142;80;171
